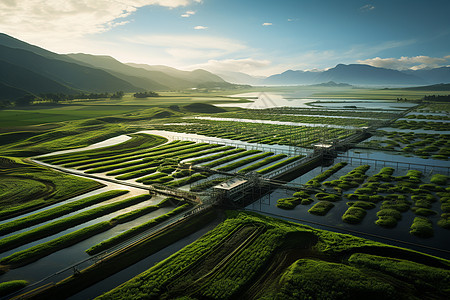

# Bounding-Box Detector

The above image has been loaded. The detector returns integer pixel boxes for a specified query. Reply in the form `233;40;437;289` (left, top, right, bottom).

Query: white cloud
0;0;201;43
123;34;246;61
181;10;195;17
194;25;207;30
187;58;272;75
262;22;273;26
360;4;375;12
357;55;450;70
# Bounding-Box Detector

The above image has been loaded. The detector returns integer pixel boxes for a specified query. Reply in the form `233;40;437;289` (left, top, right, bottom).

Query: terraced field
38;133;306;192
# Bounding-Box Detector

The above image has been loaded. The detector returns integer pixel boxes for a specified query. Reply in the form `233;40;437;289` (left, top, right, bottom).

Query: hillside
0;44;141;94
0;33;236;100
0;59;77;95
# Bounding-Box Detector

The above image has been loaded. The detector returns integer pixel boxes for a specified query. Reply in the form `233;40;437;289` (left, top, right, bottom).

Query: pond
246;158;450;260
220;92;418;111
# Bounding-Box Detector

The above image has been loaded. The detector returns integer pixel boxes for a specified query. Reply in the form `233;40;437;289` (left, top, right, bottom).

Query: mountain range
1;33;449;101
0;33;229;100
259;64;450;86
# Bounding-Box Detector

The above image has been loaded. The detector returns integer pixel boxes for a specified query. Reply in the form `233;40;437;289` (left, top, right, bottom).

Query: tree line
1;90;160;108
422;95;450;102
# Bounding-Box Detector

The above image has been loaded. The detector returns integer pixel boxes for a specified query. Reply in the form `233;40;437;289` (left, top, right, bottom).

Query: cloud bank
0;0;201;40
357;55;450;70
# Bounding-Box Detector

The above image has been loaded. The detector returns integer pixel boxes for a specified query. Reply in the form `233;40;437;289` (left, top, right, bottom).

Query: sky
0;0;449;76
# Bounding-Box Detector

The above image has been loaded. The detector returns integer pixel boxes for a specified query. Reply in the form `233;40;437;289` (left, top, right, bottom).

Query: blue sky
1;0;449;76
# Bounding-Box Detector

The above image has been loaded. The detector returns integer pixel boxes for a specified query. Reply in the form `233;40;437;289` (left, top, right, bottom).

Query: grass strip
0;190;129;237
42;134;168;165
178;146;233;160
0;222;113;268
0;194;151;253
109;197;175;225
85;160;146;174
26;210;217;300
114;167;158;180
146;144;219;161
73;141;195;170
257;155;304;174
59;141;187;168
85;204;190;255
106;160;162;176
43;134;169;164
167;174;208;188
189;149;245;165
0;280;28;297
203;150;261;168
238;153;287;173
217;152;273;172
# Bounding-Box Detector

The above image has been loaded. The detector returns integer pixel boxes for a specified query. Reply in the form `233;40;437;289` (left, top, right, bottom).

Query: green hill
69;54;227;90
0;45;141;93
0;60;77;95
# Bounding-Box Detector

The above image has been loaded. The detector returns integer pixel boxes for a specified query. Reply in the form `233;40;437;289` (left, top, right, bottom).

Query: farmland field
0;88;449;299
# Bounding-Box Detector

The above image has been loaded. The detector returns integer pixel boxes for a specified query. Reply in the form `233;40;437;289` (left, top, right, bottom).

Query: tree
133;91;159;98
110;91;124;99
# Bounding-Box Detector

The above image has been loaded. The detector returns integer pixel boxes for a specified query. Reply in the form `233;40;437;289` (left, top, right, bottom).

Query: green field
97;211;450;299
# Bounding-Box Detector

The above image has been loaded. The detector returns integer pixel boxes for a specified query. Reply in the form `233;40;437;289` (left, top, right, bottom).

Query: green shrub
412;208;437;216
354;188;374;195
293;191;312;198
342;207;367;224
308;201;334;216
301;198;314;205
377;209;402;220
0;280;28;297
410;217;433;238
277;198;301;210
430;174;449;185
347;201;376;210
375;216;398;228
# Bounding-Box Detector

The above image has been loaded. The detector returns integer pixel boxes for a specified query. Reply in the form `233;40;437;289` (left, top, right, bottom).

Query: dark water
246;158;450;260
68;215;223;299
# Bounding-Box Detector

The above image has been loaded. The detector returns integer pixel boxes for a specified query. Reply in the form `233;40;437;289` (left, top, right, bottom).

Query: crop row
86;203;190;255
0;190;129;236
217;152;273;172
203;150;261;168
152;121;353;149
257;155;304;174
0;194;151;253
83;143;219;173
238;154;287;174
210;111;370;127
96;215;247;299
72;141;194;169
188;148;246;164
0;197;184;268
39;134;167;165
